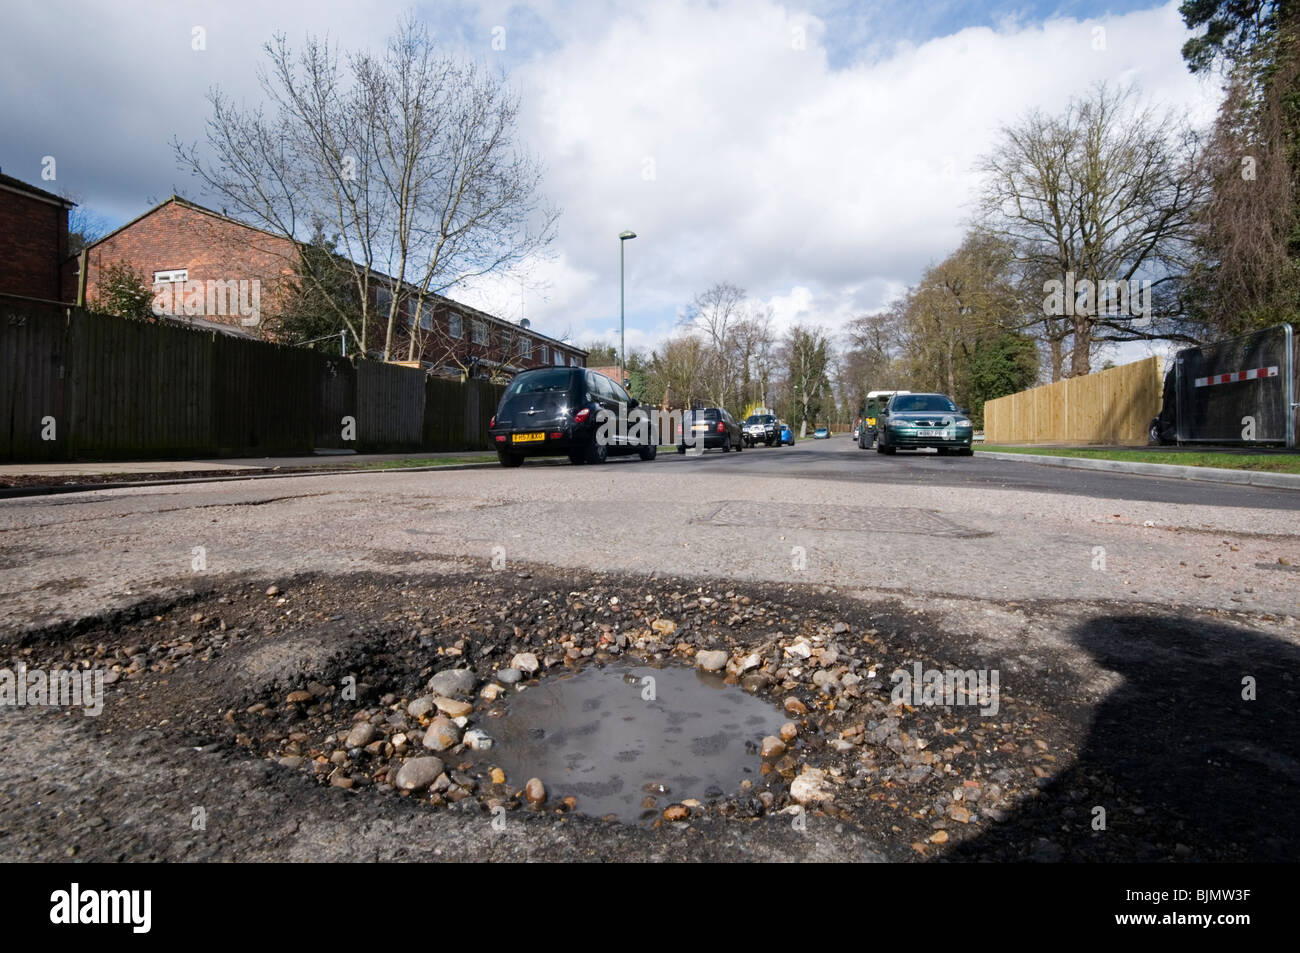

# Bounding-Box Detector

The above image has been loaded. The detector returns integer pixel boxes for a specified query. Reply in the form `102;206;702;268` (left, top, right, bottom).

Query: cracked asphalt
1;437;1297;861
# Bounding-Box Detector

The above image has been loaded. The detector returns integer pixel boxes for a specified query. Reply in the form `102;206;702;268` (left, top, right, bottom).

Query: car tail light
574;408;591;423
489;415;496;428
716;422;725;433
549;432;561;439
494;434;506;442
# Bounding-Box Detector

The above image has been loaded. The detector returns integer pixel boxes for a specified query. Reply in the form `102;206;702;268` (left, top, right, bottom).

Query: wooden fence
982;356;1164;446
0;297;505;462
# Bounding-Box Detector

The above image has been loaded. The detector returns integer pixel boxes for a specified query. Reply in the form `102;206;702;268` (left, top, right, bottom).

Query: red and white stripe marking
1194;366;1279;388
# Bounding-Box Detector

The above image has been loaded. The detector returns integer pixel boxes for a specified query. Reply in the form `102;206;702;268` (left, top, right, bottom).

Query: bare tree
175;14;557;361
976;83;1210;376
645;335;710;409
680;282;747;408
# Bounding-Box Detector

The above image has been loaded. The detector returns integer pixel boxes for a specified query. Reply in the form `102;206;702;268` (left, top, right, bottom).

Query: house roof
0;171;76;208
84;195;584;355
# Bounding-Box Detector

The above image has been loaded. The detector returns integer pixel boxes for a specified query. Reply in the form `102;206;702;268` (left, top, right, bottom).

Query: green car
876;392;974;456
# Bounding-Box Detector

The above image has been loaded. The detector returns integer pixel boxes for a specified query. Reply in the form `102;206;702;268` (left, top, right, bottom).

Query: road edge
0;461;502;500
975;449;1300;490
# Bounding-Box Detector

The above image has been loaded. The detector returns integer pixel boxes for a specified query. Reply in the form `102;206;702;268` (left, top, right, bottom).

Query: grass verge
979;445;1300;474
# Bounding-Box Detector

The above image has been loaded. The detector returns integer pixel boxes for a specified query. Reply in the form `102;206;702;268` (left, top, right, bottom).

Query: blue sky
2;0;1219;366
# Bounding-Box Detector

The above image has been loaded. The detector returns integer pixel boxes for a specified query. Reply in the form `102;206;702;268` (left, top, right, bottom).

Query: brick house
70;196;585;373
0;171;76;302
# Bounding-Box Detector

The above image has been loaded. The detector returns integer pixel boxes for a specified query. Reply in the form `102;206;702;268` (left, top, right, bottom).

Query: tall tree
977;83;1210;376
779;325;833;434
680;282;747;409
1181;1;1300;334
175;13;557;361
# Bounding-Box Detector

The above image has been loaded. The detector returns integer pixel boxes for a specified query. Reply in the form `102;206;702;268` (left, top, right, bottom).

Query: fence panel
356;360;425;451
314;356;356;450
983;356;1163;445
1;298;535;461
423;376;467;450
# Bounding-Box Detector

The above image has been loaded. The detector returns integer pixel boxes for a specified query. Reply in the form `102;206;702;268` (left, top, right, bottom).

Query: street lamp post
619;230;636;384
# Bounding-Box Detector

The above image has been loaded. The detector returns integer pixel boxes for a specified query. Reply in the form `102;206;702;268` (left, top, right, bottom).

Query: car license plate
512;432;545;443
923;429;951;438
693;424;710;431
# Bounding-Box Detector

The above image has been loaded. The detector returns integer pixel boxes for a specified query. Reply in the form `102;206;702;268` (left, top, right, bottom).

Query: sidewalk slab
976;450;1300;490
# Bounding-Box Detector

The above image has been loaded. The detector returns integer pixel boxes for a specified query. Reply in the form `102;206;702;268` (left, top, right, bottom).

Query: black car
678;407;744;453
876;392;974;455
489;367;657;466
742;413;781;447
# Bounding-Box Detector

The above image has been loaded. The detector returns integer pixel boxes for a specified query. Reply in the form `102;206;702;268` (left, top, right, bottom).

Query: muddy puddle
480;661;786;823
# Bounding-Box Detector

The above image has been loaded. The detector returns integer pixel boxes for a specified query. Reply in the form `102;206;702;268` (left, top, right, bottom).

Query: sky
1;0;1223;365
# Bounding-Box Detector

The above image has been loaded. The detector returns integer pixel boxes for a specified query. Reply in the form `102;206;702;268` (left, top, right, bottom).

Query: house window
472;320;488;345
375;286;393;315
153;269;187;284
570;355;580;367
554;350;565;366
412;300;433;331
539;344;548;364
448;313;463;338
516;336;531;359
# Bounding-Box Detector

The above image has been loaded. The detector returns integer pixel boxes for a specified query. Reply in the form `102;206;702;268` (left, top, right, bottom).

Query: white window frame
375;285;393;315
448;312;463;339
516;335;531;358
153;269;188;284
472;320;488;345
539;344;548;365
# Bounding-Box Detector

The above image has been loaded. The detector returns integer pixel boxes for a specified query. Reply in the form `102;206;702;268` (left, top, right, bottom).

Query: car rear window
503;368;576;400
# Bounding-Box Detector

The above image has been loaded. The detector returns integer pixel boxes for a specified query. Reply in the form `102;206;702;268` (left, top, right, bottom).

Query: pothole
478;661;785;824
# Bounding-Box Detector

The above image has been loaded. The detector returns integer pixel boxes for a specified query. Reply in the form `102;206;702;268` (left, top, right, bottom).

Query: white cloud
2;0;1222;360
502;0;1221;351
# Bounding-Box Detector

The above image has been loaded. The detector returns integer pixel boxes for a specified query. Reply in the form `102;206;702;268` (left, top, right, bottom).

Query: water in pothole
480;662;786;824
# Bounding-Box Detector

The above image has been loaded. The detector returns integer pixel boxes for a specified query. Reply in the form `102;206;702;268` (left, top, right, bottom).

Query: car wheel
568;450;585;465
959;446;974;456
584;436;608;464
936;447;950;457
639;444;657;461
721;440;730;452
1148;419;1163;445
736;438;743;451
677;445;687;454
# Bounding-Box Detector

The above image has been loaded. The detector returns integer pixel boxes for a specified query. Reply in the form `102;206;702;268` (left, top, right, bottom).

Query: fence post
1286;323;1296;450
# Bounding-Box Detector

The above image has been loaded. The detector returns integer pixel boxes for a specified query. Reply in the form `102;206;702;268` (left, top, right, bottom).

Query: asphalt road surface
1;434;1297;862
2;435;1297;626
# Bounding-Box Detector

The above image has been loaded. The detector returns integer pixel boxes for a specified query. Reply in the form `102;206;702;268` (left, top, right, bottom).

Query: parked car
813;427;830;439
742;413;781;447
489;367;657;466
852;427;859;441
679;407;744;453
875;393;973;455
859;389;910;449
780;423;794;445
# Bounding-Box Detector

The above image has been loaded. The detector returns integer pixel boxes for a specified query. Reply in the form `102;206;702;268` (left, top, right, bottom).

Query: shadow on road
942;613;1300;862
